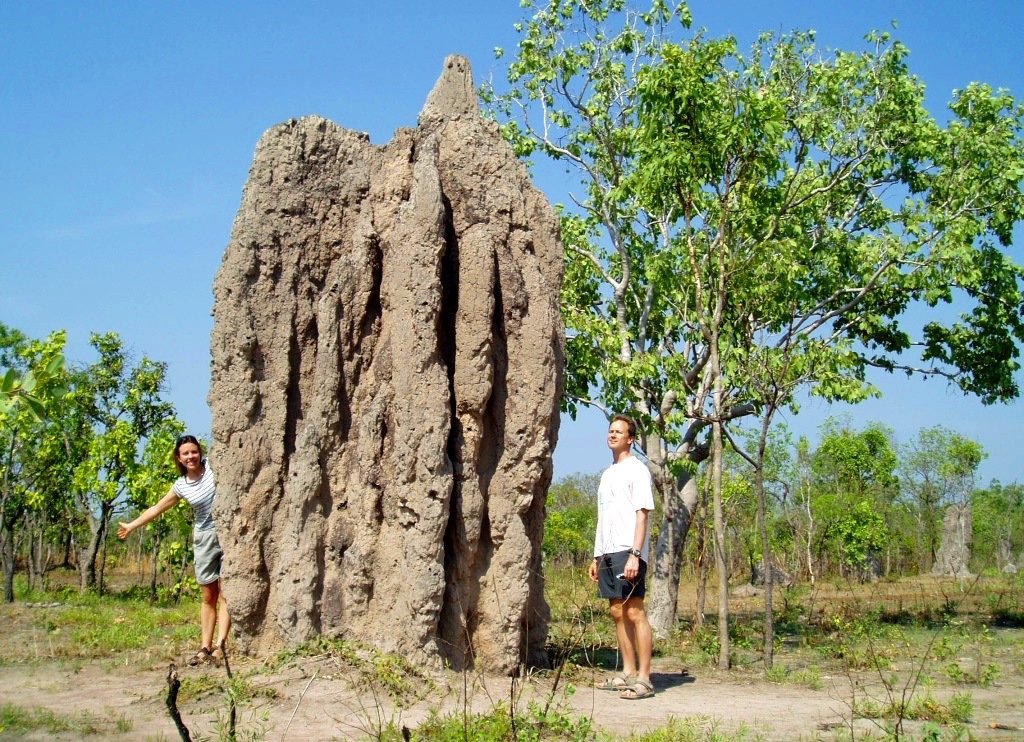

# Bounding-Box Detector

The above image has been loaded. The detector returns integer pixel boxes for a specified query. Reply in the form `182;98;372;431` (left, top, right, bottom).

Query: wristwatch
629;548;642;557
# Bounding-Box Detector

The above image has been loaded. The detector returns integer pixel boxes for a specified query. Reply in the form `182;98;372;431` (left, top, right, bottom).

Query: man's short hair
610;413;637;439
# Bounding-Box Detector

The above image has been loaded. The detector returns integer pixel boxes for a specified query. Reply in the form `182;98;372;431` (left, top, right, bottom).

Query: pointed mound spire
418;54;479;130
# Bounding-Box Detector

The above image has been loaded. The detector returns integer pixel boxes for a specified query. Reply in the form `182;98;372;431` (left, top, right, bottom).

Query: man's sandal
187;647;214;666
620;678;655;700
597;674;636;691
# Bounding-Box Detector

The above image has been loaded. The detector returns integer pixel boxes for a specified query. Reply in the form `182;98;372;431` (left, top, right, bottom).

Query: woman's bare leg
199;581;220;651
215;580;231;648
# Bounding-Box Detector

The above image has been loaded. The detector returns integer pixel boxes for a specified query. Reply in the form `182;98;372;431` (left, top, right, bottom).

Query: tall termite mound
209;56;564;672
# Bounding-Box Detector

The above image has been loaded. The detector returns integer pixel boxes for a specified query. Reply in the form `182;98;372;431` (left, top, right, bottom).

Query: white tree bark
647;471;700;635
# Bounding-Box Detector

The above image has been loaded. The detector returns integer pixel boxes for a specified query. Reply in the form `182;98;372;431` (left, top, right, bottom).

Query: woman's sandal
187;647;214;666
620;678;655;700
210;643;226;665
596;673;636;691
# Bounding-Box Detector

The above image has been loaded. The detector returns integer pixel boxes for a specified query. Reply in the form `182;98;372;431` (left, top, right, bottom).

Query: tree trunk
695;480;709;628
805;492;816;587
1;527;15;603
646;429;710;637
712;417;730;670
136;536;144;584
150;530;162;601
98;531;108;596
80;528;101;591
647;473;700;635
756;440;774;671
62;530;73;569
26;513;49;593
0;432;17;602
27;516;37;592
36;527;51;586
79;501;113;592
172;541;190;604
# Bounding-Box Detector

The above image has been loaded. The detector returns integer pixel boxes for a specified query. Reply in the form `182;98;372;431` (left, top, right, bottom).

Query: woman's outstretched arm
118;489;181;539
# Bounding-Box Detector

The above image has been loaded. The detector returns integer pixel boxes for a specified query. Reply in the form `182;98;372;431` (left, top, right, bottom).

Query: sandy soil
2;650;1023;741
3;574;1022;739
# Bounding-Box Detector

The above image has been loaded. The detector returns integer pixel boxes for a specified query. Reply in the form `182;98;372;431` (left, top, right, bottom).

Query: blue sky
1;1;1022;485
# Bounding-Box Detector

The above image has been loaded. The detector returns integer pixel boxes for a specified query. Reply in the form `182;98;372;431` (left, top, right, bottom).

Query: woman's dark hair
173;434;204;476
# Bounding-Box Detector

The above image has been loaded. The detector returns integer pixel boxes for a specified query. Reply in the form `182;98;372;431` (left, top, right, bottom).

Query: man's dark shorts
596;550;647;600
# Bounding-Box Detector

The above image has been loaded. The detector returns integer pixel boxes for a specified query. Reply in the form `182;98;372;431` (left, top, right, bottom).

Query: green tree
19;399;91;586
125;421;187;599
810;419;899;577
487;0;1024;634
0;325;69;601
901;426;987;570
72;333;176;593
731;421;798;669
970;481;1024;572
784;436;826;584
543;472;600;562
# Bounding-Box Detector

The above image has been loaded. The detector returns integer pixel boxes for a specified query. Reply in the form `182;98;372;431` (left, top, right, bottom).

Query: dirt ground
2;648;1024;740
3;573;1024;739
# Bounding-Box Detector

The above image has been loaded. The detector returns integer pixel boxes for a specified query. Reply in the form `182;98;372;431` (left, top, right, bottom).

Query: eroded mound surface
210;55;564;672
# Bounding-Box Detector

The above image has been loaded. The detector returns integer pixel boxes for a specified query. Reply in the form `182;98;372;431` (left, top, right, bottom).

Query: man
588;413;656;699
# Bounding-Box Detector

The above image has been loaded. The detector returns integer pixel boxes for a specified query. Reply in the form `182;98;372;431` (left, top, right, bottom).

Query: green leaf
23;394;45;421
1;367;17;394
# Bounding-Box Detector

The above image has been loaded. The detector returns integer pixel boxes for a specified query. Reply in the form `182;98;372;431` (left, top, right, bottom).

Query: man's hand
588;559;599;582
624;554;640;581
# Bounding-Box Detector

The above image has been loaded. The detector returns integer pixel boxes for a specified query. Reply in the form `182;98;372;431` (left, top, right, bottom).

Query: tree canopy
486;0;1024;633
0;323;184;599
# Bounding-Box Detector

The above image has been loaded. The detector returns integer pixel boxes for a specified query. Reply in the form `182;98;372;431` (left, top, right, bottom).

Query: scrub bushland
2;565;1023;740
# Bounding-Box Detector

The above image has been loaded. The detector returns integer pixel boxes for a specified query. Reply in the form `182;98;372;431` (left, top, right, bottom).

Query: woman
118;434;231;665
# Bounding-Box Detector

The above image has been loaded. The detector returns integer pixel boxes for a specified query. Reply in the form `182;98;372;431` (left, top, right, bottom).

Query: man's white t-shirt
594;455;655;561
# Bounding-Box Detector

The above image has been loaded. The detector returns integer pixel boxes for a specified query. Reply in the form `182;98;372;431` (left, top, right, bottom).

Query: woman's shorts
597;550;647;600
193;528;223;586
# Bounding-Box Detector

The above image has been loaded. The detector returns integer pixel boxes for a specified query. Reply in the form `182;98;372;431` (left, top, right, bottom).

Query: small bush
945;661;1000;687
853;692;972;725
764;664;824;690
947;692;974;724
411;701;595;741
689;625;720;665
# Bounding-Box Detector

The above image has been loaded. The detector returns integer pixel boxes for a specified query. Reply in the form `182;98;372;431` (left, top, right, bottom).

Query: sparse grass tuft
625;715;755;741
410;701;597;741
271;636;435;704
177;670;278;705
0;702;129;736
764;664;823;690
177;672;225;702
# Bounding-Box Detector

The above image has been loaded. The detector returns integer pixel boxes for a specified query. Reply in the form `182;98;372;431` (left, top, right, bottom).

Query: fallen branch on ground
166;663;191;742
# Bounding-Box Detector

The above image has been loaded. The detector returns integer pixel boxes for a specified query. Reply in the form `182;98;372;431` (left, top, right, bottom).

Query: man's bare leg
609;598;639;678
620;596;654;698
625;597;652;680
